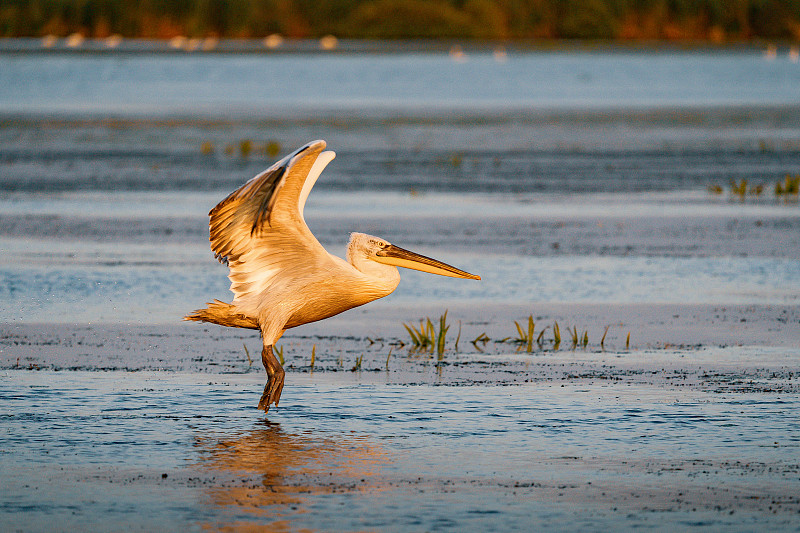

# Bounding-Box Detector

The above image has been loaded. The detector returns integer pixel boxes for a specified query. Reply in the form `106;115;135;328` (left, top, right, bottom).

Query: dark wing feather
208;140;323;265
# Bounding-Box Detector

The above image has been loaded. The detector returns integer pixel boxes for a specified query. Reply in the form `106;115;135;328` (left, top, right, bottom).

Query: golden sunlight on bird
185;140;480;412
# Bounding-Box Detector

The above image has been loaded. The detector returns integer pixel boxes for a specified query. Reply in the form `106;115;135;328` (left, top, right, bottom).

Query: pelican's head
347;233;480;280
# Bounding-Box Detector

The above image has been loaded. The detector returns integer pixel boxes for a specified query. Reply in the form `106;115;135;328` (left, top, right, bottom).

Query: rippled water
2;371;799;531
1;187;799;323
3;246;799;324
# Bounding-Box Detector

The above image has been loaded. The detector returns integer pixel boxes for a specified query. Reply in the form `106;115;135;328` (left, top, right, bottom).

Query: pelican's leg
258;345;285;412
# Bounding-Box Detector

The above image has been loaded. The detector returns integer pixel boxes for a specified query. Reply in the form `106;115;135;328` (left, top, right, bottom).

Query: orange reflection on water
194;420;391;530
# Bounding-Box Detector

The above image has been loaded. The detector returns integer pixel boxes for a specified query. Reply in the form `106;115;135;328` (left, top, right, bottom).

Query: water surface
2;371;798;531
3;51;800;115
2;48;799;531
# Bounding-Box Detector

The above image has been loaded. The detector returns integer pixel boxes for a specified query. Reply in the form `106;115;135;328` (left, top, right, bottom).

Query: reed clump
218;139;283;159
567;326;590;349
491;319;632;352
723;178;765;199
239;139;252;158
708;174;799;201
401;314;634;354
403;310;451;357
775;174;800;196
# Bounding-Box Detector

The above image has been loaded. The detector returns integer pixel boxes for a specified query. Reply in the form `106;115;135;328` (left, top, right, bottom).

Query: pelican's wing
208;139;333;265
208;140;341;314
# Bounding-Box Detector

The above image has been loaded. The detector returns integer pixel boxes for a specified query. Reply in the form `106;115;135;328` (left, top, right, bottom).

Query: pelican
186;140;480;412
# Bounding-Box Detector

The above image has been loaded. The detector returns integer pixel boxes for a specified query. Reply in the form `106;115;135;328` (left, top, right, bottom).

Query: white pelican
186;140;480;412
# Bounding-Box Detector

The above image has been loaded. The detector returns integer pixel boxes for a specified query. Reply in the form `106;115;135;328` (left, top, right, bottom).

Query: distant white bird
186;140;480;412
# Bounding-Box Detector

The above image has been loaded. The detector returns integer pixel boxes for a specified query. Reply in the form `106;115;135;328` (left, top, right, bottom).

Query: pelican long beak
373;244;480;280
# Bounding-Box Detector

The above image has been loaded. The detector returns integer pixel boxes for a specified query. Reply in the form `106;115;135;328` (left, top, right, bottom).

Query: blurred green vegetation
2;0;800;41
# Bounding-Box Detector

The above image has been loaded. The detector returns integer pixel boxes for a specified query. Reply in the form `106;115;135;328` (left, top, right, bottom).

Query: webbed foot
259;345;285;413
258;367;285;412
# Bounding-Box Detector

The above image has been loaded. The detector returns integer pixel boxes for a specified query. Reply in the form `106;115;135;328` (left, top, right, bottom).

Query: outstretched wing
207;140;339;308
209;139;331;265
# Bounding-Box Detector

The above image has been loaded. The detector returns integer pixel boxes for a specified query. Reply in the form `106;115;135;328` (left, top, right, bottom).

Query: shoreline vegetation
2;1;800;44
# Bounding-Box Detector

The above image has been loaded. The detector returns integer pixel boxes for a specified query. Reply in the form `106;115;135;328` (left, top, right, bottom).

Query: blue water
1;186;799;323
2;50;799;115
2;371;799;531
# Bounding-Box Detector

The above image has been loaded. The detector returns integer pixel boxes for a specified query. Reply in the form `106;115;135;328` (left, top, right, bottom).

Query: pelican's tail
184;300;259;330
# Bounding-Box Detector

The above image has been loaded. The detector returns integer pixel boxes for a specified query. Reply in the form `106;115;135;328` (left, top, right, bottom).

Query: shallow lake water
1;45;799;531
1;188;799;324
3;48;800;114
2;370;799;531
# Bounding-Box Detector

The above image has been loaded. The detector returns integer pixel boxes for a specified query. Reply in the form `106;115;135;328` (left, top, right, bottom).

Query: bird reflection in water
193;420;390;530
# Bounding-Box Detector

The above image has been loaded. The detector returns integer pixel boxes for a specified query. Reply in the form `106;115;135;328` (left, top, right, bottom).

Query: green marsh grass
566;326;589;349
471;333;489;351
568;326;579;348
239;139;253;158
265;140;282;157
454;319;640;353
402;315;636;355
553;321;561;350
498;319;623;352
729;178;748;198
403;311;451;357
727;178;764;199
437;311;450;357
513;315;535;352
403;319;433;349
243;342;252;366
385;348;393;370
351;354;363;372
536;327;548;348
709;174;799;201
600;325;610;349
776;174;800;196
276;345;285;366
